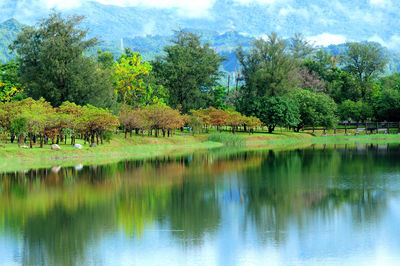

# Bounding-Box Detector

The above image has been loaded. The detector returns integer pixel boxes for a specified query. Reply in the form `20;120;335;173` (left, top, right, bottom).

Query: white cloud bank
369;0;392;8
38;0;282;16
307;33;347;46
38;0;218;17
369;34;400;50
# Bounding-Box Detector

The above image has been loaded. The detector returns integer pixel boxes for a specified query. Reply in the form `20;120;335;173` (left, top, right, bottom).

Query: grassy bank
0;134;222;172
2;131;400;172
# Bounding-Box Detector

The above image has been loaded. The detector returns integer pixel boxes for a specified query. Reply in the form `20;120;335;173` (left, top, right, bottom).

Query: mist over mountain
1;0;399;49
1;0;400;74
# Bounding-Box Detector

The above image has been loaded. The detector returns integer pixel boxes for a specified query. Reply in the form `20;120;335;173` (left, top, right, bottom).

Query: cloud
369;0;392;8
369;34;400;50
39;0;82;9
42;0;218;17
307;33;347;46
232;0;277;4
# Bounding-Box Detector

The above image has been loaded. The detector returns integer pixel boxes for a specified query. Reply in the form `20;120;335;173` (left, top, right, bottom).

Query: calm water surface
1;144;400;266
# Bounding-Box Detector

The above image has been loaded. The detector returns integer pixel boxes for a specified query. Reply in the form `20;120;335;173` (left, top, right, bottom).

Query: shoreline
1;132;400;173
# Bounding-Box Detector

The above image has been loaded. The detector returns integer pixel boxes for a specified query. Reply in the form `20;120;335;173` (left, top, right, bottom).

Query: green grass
2;131;400;173
0;134;222;172
208;132;246;146
247;133;400;146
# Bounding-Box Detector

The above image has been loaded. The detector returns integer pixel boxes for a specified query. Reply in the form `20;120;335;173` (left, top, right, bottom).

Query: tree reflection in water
1;144;400;265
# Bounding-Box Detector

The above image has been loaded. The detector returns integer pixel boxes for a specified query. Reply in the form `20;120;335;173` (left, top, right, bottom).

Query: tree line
0;97;265;148
0;98;118;147
0;12;399;136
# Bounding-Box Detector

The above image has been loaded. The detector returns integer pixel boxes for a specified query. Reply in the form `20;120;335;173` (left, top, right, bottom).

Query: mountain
1;0;400;51
1;2;400;75
0;18;23;62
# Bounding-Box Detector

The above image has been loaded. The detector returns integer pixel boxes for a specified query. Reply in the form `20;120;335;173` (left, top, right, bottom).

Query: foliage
257;96;300;133
337;100;373;122
112;52;152;105
0;60;23;102
10;115;27;142
118;104;184;137
153;30;224;113
373;88;400;122
341;42;388;99
290;89;338;130
236;32;299;100
210;86;227;110
0;98;120;147
10;12;115;108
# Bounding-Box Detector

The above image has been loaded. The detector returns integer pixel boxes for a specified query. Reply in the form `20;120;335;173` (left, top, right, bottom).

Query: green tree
373;88;400;122
10;12;115;107
236;32;299;99
288;33;315;61
290;89;338;131
153;30;224;113
338;100;362;122
341;42;388;99
210;86;227;110
97;50;115;69
258;96;300;133
236;32;299;117
10;116;27;144
379;73;400;91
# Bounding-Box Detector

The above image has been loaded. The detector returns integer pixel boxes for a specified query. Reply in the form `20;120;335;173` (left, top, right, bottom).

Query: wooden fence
303;122;400;135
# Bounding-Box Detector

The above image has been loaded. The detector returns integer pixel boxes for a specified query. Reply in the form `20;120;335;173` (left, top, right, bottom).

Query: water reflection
2;144;400;265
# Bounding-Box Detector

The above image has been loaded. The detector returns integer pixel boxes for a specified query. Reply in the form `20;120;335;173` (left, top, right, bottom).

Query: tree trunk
10;135;15;143
91;133;95;145
29;134;33;148
96;133;99;145
40;135;43;148
162;129;166;137
100;134;103;144
268;126;274;133
124;129;127;138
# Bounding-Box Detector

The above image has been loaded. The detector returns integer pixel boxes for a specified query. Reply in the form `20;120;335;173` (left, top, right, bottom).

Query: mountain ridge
1;0;399;51
0;17;399;75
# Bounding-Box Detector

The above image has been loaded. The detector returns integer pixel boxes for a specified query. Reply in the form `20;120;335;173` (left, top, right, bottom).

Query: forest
1;12;400;147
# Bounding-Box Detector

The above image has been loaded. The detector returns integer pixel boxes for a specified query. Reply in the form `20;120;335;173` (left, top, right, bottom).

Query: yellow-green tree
0;60;23;102
112;53;152;105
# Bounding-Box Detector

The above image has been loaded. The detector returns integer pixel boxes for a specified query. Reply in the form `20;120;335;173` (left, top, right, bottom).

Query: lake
1;144;400;265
